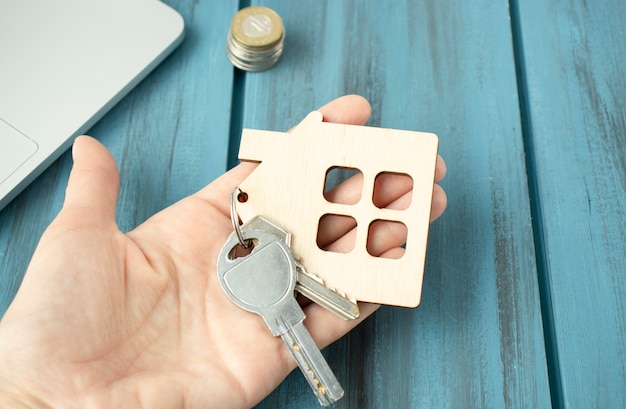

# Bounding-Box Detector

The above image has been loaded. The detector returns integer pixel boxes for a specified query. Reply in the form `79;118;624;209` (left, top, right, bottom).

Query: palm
6;174;307;408
0;96;447;409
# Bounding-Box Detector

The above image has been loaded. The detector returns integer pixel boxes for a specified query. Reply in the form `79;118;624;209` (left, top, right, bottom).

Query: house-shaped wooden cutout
237;111;438;307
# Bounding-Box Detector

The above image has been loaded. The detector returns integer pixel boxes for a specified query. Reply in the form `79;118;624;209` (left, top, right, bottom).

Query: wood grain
241;1;551;408
514;0;626;407
237;112;439;306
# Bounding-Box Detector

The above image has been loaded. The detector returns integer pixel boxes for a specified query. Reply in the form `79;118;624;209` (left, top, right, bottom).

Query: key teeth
329;287;340;295
328;287;357;304
305;270;339;294
297;262;358;306
309;273;325;286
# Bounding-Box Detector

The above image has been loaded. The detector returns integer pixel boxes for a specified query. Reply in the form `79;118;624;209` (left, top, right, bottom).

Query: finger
318;177;445;247
322;172;365;211
319;148;445;247
195;95;372;215
321;224;357;253
318;94;371;125
318;184;446;252
318;171;411;248
430;183;447;222
322;221;407;257
322;184;446;254
435;155;447;182
60;136;120;226
365;220;407;257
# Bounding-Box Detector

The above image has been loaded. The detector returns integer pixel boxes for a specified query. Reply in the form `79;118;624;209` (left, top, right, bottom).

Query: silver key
295;262;360;320
217;227;344;406
241;216;360;320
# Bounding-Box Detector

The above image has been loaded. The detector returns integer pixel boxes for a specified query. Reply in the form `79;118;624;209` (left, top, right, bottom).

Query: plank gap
509;1;564;408
227;67;247;170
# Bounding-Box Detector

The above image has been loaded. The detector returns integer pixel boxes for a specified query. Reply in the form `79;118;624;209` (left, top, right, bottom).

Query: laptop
0;0;185;210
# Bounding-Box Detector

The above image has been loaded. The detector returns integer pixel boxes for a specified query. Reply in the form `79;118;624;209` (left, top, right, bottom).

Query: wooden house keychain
216;111;439;406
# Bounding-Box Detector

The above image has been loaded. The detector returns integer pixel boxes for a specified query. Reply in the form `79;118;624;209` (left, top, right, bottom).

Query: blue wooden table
1;1;624;407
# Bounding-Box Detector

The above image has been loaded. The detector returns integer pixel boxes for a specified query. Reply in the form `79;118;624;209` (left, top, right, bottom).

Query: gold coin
230;6;284;50
227;6;285;71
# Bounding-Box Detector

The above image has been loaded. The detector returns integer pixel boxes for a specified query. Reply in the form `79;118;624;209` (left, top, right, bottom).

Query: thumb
61;135;120;225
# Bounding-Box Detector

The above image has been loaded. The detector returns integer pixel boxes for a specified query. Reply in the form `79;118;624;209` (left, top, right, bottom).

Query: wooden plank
0;0;238;315
514;0;626;407
238;1;551;408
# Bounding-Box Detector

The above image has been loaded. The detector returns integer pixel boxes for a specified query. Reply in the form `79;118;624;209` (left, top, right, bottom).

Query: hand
0;95;446;409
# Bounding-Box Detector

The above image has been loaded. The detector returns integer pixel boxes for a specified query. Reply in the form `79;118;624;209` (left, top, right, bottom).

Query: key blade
296;265;360;320
280;319;344;406
219;217;345;406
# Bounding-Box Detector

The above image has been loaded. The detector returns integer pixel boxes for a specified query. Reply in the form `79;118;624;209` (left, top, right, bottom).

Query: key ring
230;187;252;249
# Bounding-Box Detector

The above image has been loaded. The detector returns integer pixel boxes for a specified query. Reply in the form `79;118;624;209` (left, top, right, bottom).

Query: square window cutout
323;167;363;205
317;214;357;253
373;172;413;210
367;219;407;259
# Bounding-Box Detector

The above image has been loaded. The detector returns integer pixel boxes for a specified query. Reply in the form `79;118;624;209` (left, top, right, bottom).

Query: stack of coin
227;6;285;72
